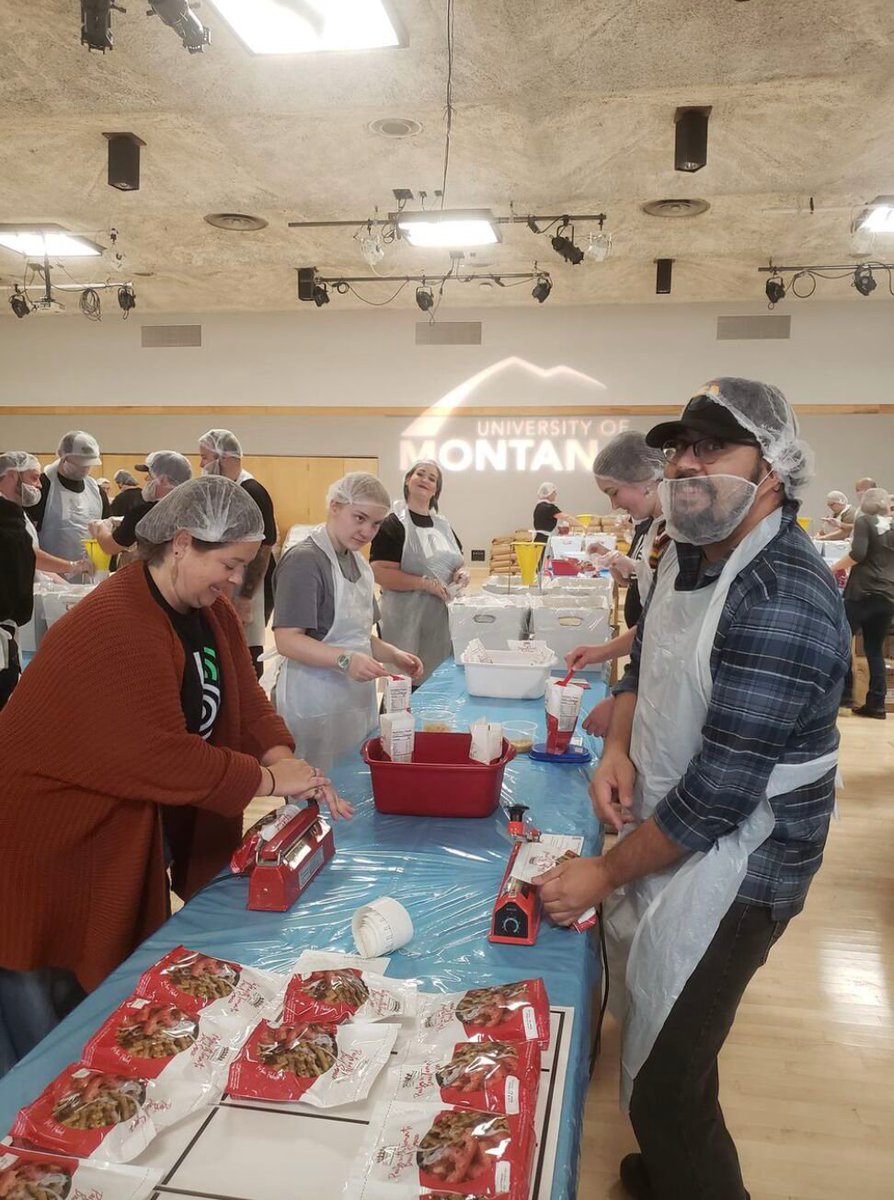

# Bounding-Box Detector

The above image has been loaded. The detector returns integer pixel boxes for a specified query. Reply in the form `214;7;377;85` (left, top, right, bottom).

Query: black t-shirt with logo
145;565;221;739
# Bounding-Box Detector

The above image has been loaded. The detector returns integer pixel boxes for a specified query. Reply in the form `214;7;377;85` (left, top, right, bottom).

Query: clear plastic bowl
503;721;537;754
417;706;456;733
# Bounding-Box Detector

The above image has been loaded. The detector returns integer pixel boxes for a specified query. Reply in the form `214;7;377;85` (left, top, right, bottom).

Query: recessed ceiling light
209;0;405;55
394;209;501;249
368;117;423;138
641;198;710;218
857;196;894;234
204;212;269;231
0;224;102;257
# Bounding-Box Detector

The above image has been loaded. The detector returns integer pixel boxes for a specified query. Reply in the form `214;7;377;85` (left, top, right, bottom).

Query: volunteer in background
89;451;193;565
816;489;856;540
273;472;423;769
826;477;877;541
565;432;668;737
535;379;849;1200
110;469;144;518
0;453;92;710
371;460;468;684
198;429;277;678
31;431;109;565
532;481;584;543
0;476;351;1076
832;487;894;718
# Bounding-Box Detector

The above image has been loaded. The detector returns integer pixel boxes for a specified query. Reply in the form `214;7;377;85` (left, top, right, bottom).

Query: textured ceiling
0;0;893;312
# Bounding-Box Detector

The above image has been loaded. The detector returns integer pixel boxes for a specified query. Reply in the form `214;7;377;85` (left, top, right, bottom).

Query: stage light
148;1;210;52
531;274;552;303
118;284;137;315
313;281;330;307
765;275;786;306
395;209;500;248
9;289;31;319
674;106;711;172
359;232;385;267
0;225;102;258
415;285;434;312
857;196;894;234
208;0;404;56
81;0;114;51
551;221;584;265
584;229;612;262
853;264;877;296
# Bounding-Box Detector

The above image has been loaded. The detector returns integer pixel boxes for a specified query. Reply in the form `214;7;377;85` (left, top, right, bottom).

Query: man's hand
583;694;615;737
533;856;613;926
590;746;637;832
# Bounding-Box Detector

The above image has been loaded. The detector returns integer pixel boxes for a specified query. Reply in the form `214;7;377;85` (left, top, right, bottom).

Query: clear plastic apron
603;509;839;1108
273;525;378;771
378;501;464;685
237;470;268;647
38;463;102;563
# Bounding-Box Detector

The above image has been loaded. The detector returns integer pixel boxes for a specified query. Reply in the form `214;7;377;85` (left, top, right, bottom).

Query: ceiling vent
368;117;423;138
642;198;710;218
203;213;268;231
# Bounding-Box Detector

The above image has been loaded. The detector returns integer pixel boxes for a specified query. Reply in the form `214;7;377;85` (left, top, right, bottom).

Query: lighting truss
758;261;894;304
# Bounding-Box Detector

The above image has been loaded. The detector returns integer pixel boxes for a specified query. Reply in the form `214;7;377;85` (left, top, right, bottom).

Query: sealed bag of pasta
230;804;302;875
9;1067;156;1163
133;946;284;1022
227;1017;398;1108
414;981;550;1051
391;1040;540;1116
0;1143;162;1200
284;968;417;1025
346;1101;535;1200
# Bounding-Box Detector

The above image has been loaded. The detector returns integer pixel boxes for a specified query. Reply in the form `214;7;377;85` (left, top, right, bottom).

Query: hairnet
859;487;890;516
826;490;848;505
0;451;40;479
537;481;557;499
592;432;665;484
198;428;243;459
326;471;391;510
57;430;101;464
690;378;813;499
142;451;193;486
114;469;139;487
135;475;264;544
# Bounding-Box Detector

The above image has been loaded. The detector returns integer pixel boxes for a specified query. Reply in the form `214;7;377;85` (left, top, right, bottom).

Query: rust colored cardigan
0;563;293;991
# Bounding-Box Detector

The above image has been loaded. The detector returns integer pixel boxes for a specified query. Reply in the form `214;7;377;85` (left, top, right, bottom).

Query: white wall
1;300;891;551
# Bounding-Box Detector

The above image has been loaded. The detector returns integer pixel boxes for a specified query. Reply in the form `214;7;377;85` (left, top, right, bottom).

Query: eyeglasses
660;436;757;465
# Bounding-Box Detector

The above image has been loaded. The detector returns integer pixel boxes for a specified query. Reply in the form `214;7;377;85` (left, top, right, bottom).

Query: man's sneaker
852;704;886;719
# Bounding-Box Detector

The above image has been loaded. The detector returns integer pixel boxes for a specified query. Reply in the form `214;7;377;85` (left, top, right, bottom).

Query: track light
118;284;136;315
674;106;711;172
359;233;385;268
415;285;435;312
551;222;584;265
312;281;330;307
9;289;31;319
853;264;877;296
532;274;552;303
147;1;210;53
584;229;612;262
765;274;786;307
81;0;115;51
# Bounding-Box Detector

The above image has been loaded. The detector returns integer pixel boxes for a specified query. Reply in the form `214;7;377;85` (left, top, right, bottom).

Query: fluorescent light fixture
858;196;894;233
0;225;102;257
395;209;501;249
209;0;404;55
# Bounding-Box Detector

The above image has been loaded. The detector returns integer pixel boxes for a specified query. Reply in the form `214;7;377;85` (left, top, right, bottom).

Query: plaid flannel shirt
615;502;850;918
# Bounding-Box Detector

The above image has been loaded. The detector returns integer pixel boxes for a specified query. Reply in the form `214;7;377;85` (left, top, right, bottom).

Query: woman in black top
532;482;584;543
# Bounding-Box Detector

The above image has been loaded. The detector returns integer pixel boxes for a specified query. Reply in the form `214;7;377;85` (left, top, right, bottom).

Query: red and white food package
0;1142;161;1200
380;713;415;763
226;1017;398;1108
414;981;550;1052
284;969;416;1025
133;946;284;1023
544;681;584;754
391;1039;540;1116
9;1066;155;1163
230;804;302;875
81;997;245;1128
346;1101;535;1200
383;675;413;714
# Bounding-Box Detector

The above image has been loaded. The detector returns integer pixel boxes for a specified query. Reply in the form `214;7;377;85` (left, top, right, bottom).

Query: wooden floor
580;707;894;1199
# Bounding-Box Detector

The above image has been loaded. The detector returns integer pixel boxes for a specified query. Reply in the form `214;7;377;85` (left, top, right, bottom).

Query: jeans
0;635;21;712
843;594;894;709
629;902;789;1200
0;967;87;1078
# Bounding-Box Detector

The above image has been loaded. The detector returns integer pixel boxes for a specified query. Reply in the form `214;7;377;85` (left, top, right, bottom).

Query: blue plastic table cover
0;662;606;1200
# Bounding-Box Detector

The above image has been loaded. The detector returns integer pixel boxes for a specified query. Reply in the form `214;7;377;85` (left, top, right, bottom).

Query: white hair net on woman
198;428;243;459
326;471;391;510
592;431;666;484
859;487;891;516
135;475;264;544
0;451;40;478
537;481;557;499
826;490;848;505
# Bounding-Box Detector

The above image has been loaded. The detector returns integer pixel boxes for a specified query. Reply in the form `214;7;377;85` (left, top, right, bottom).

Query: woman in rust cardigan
0;476;352;1073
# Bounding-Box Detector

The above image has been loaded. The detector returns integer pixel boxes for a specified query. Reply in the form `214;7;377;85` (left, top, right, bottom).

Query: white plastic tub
448;597;529;658
462;650;558;700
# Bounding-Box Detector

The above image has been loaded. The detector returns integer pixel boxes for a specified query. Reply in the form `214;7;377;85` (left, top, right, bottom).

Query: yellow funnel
797;516;811;531
576;513;594;528
513;540;544;586
83;538;111;571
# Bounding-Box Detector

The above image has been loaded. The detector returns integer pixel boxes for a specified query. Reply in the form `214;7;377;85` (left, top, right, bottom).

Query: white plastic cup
352;897;414;958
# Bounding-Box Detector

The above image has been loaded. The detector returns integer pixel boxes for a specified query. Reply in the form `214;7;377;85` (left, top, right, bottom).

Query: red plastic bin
549;557;581;576
361;732;517;817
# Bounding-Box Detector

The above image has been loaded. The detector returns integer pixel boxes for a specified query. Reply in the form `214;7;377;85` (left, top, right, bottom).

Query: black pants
843;595;894;710
0;635;21;712
629;901;789;1200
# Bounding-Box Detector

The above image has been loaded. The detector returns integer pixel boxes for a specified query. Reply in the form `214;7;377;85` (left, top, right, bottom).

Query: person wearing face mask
198;430;277;679
272;473;423;770
0;475;352;1075
564;432;669;737
31;432;109;570
370;460;468;684
89;452;193;567
0;453;93;710
533;379;850;1200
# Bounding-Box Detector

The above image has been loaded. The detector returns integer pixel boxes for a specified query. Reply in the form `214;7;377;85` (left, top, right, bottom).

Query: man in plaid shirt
535;379;850;1200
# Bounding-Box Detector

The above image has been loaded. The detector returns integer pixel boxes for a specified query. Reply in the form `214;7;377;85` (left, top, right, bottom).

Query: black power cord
589;904;610;1077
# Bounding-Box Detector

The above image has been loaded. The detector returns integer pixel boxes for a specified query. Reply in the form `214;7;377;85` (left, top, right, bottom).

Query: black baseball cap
646;386;762;449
